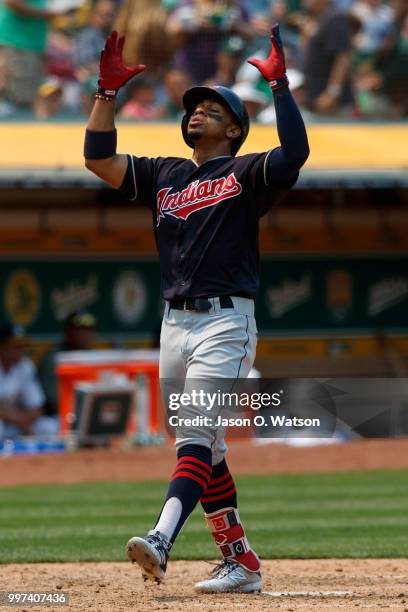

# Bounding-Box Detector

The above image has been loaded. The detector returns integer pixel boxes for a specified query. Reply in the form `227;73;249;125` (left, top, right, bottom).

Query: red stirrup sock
200;458;237;512
204;506;261;572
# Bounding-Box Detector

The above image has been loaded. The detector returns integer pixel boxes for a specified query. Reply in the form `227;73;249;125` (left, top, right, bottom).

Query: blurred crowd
0;0;407;120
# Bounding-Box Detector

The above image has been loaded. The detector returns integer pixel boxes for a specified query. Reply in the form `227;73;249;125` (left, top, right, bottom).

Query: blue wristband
84;129;117;160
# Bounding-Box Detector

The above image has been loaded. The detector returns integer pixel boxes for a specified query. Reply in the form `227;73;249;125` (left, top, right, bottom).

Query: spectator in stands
34;77;64;119
0;0;67;113
45;30;79;113
375;8;408;117
0;47;6;97
246;0;294;53
301;0;354;114
166;0;255;83
237;0;290;45
351;0;394;59
119;77;164;120
46;29;77;83
80;74;99;115
39;310;96;420
44;0;96;113
241;0;269;15
162;68;192;119
73;0;117;84
353;66;385;116
204;34;246;87
231;80;269;117
115;0;174;75
352;0;407;117
0;324;57;439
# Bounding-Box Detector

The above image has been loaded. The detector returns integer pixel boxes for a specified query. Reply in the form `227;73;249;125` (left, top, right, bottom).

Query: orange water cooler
56;350;161;436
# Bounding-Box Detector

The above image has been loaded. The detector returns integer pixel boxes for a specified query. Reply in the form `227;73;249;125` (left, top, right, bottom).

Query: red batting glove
96;31;146;101
247;24;289;91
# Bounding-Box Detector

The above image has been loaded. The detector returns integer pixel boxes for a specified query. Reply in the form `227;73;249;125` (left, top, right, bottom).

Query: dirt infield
2;438;408;486
2;439;408;611
2;559;408;611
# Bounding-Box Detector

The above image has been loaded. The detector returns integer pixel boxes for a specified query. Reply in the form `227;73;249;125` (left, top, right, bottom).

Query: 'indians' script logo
156;172;242;226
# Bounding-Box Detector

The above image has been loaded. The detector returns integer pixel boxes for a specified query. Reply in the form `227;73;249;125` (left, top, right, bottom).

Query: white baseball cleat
126;531;171;584
194;559;262;593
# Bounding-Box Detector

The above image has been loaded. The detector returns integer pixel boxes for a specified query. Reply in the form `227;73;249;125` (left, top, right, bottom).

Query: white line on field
262;591;353;597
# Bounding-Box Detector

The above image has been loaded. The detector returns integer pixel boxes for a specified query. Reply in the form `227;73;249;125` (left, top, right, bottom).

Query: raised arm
84;31;146;188
248;25;309;185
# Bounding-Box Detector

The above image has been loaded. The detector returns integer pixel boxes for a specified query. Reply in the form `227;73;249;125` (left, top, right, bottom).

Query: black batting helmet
181;85;250;157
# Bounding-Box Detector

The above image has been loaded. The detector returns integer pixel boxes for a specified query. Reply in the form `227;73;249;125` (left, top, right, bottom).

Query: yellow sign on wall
0;123;407;170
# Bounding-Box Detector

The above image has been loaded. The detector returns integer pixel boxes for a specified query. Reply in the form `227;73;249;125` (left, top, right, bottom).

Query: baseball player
84;25;309;593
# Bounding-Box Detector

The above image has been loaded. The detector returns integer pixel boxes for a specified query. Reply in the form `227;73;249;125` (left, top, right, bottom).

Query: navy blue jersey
120;151;298;300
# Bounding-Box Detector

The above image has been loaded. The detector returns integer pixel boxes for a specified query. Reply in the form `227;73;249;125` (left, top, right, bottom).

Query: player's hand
97;31;146;99
247;24;289;91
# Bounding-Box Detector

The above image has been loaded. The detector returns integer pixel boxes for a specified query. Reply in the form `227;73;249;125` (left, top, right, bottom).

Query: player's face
187;99;241;148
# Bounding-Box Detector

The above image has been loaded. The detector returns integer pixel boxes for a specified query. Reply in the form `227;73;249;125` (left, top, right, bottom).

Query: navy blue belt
169;296;234;312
